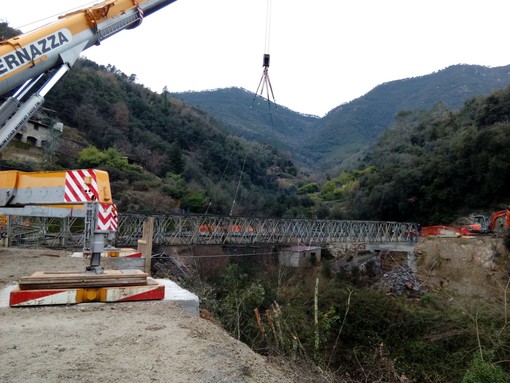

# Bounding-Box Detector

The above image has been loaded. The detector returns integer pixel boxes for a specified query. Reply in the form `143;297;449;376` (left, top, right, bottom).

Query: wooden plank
18;269;148;290
22;269;147;279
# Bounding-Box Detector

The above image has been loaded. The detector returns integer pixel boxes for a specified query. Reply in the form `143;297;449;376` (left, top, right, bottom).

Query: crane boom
0;0;178;151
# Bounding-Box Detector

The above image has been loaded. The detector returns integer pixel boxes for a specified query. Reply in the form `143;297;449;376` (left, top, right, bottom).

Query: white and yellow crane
0;0;179;306
0;0;177;151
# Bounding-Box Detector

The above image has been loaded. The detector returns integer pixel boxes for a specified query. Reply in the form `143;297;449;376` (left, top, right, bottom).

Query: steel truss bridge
3;214;419;249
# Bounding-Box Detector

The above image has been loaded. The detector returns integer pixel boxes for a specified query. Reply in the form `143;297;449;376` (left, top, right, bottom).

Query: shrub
462;355;508;383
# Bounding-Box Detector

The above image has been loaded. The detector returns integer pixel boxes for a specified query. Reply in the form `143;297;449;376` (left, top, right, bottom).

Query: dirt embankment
415;236;509;300
0;248;321;383
328;236;509;301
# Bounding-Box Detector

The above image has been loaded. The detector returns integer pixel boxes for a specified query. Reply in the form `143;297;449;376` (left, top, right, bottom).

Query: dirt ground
0;248;319;383
414;236;510;300
1;237;507;383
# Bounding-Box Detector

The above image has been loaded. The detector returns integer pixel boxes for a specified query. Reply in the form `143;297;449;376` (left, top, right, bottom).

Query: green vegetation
320;169;372;201
5;53;510;223
32;58;305;217
185;256;510;382
462;354;508;383
338;88;510;224
74;68;510;225
0;22;21;39
167;66;510;224
171;88;319;168
297;182;319;194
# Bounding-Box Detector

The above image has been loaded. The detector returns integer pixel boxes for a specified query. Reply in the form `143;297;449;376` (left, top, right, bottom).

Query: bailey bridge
3;213;419;249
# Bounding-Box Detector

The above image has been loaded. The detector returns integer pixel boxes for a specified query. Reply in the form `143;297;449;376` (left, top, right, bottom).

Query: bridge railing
2;213;420;248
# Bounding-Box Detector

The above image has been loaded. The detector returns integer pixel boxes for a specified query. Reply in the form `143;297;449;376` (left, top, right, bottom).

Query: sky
3;0;510;117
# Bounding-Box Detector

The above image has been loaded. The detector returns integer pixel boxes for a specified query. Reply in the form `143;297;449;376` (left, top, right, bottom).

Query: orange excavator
421;209;510;238
467;209;510;235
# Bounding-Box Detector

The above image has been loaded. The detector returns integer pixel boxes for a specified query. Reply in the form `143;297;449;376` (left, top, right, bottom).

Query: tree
181;192;207;213
217;263;265;340
78;146;142;174
77;146;107;168
111;101;130;130
298;182;319;194
42;124;62;163
168;143;185;174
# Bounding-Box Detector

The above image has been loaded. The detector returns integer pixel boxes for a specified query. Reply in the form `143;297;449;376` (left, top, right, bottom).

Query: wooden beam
138;217;154;274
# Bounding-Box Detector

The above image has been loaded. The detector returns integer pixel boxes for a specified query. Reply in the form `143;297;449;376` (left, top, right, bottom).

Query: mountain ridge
172;64;510;173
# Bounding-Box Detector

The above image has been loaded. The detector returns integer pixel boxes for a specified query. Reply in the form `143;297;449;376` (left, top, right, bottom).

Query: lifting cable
228;0;281;216
229;152;248;216
250;0;279;150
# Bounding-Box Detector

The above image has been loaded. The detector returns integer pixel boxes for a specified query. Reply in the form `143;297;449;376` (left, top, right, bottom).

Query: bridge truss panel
5;215;84;248
2;213;420;248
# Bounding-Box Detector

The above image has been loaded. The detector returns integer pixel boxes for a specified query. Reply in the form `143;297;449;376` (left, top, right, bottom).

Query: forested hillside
341;87;510;225
175;65;510;173
33;59;303;217
171;88;319;169
307;64;510;170
4;18;510;224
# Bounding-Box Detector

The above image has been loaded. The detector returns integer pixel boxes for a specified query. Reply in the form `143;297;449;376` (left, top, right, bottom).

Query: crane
0;0;179;306
0;0;178;152
0;168;165;307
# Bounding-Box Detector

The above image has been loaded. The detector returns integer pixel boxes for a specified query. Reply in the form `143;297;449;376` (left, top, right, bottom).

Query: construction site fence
1;213;420;249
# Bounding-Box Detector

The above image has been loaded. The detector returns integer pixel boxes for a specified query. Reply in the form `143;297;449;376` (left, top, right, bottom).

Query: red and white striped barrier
98;203;118;231
10;280;165;307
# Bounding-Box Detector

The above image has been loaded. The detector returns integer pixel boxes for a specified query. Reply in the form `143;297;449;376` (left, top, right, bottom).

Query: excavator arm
488;209;510;233
0;0;178;152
